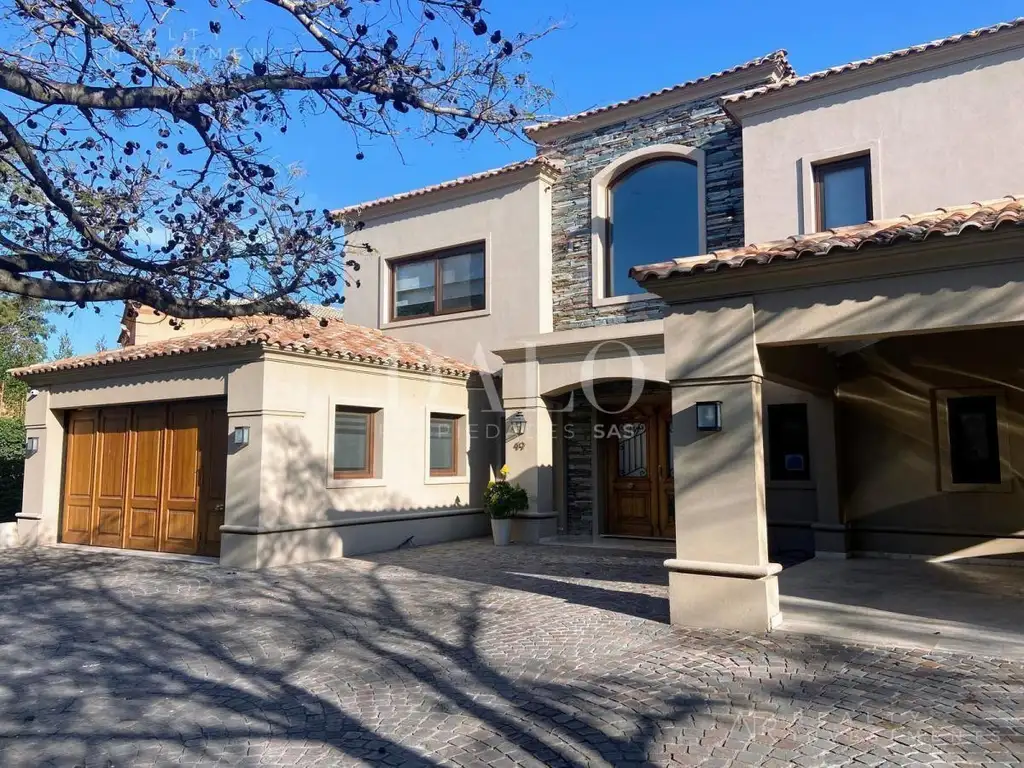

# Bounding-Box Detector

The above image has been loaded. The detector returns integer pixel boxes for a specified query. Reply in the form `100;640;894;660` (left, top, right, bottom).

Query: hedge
0;417;25;523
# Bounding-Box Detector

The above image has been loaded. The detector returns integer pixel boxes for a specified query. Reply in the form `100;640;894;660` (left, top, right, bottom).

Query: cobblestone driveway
0;540;1021;767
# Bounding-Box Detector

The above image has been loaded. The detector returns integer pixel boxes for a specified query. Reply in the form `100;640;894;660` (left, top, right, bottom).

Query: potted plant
483;464;529;546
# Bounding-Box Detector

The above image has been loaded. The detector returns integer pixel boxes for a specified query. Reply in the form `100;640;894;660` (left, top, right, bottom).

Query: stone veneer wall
540;94;753;531
563;402;594;536
540;97;748;331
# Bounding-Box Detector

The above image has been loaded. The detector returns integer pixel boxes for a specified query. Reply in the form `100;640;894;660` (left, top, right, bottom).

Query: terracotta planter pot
490;517;512;546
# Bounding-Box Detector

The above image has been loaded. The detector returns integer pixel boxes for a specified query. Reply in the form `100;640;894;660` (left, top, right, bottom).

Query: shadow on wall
229;421;499;567
0;546;1018;766
834;330;1024;562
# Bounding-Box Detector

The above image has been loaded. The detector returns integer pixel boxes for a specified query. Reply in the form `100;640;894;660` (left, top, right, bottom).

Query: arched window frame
590;144;706;306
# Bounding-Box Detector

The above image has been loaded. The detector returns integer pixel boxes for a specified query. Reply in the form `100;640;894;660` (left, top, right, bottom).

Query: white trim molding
798;140;883;235
590;144;707;307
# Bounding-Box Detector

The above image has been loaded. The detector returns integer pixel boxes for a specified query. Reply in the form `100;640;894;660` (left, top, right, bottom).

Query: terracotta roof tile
723;18;1024;106
332;157;563;219
630;195;1024;282
524;52;793;136
12;318;476;379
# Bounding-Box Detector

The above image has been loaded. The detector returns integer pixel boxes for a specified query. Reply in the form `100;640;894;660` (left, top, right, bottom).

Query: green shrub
483;478;529;520
0;418;25;523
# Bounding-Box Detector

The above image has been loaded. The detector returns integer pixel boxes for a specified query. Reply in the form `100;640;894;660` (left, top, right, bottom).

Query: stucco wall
540;96;749;330
740;39;1024;243
837;328;1024;559
254;353;499;532
128;304;242;346
341;176;553;371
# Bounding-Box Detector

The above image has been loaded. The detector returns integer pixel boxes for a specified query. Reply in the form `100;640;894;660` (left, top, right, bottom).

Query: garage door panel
61;412;98;545
92;411;130;547
125;408;165;551
61;400;225;557
63;504;93;542
160;405;202;553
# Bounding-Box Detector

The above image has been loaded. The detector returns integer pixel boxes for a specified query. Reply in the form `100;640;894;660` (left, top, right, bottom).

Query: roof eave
331;159;562;223
636;226;1024;305
721;18;1024;122
524;55;791;145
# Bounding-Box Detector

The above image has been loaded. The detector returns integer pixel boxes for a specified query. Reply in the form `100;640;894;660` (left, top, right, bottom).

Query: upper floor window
814;154;872;230
391;243;485;321
606;158;701;297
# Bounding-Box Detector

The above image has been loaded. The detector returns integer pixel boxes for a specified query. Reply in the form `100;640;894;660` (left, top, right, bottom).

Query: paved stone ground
0;540;1022;767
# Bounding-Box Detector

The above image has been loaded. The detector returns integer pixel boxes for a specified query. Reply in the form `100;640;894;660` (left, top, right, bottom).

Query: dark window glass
814;155;872;230
334;408;375;478
429;415;459;476
947;396;1001;485
607;158;700;297
767;404;811;482
392;245;484;320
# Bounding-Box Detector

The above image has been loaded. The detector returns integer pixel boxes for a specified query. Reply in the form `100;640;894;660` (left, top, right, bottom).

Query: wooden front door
60;400;228;556
604;403;675;539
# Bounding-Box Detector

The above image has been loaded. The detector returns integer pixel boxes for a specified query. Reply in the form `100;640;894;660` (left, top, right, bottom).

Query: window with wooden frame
429;413;461;477
813;154;873;230
332;406;379;479
935;388;1011;492
390;243;485;321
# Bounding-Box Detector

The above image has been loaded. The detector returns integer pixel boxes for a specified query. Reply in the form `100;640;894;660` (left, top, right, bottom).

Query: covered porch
631;199;1024;631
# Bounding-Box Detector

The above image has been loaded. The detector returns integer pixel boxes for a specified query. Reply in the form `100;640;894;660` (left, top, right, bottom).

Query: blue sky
49;0;1023;355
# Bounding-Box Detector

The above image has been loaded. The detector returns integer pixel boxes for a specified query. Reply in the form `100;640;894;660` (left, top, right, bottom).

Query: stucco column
809;393;848;557
17;389;63;547
663;299;781;632
502;396;555;515
219;360;267;568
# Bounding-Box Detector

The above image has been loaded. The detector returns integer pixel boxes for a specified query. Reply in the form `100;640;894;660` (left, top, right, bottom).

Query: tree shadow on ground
0;546;1021;767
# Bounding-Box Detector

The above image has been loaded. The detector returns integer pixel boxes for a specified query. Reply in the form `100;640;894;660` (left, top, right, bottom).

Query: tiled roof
332;157;563;218
12;318;476;379
723;18;1024;106
524;52;793;136
630;196;1024;282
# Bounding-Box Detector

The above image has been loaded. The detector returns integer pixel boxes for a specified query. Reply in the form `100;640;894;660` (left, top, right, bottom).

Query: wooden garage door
60;400;227;557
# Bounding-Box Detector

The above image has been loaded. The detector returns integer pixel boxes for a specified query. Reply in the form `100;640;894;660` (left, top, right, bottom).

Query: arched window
605;157;701;297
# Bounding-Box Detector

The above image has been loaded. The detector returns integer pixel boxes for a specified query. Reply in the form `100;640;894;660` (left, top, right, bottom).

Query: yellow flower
499;464;510;478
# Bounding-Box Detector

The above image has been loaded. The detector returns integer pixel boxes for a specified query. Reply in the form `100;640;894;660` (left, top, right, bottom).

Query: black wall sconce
695;401;722;432
24;436;39;457
506;411;527;439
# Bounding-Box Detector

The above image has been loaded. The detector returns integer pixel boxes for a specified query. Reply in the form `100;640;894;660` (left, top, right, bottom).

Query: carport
630;196;1024;632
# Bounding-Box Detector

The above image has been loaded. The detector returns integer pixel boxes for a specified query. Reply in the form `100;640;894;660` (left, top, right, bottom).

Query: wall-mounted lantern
24;436;39;457
695;401;723;432
506;411;527;439
231;426;251;448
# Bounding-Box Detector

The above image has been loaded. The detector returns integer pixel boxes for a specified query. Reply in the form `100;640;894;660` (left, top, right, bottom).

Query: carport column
809;394;849;557
664;299;781;632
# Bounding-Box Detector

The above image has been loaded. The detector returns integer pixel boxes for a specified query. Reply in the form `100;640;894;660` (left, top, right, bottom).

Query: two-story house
14;18;1024;632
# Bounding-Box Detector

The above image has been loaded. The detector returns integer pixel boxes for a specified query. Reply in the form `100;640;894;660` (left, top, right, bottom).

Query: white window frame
424;405;470;485
799;140;883;234
935;387;1012;493
590;144;706;307
326;396;386;489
